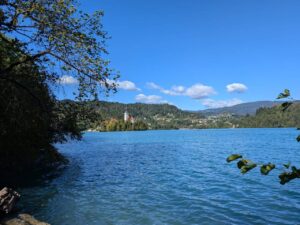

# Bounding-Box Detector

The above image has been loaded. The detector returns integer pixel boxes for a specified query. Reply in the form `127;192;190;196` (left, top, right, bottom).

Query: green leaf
279;172;291;185
277;89;290;99
291;166;297;173
241;163;257;174
281;102;293;112
296;135;300;142
279;171;300;185
260;163;275;175
226;154;242;163
237;159;250;169
283;162;291;169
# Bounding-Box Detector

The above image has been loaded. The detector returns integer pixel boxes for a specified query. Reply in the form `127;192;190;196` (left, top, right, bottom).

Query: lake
18;129;300;225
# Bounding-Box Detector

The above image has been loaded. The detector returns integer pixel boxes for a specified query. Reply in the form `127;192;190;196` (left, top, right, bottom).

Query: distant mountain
197;101;281;116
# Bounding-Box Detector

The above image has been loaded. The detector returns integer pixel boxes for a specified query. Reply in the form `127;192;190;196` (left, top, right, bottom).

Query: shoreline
1;213;49;225
84;126;299;132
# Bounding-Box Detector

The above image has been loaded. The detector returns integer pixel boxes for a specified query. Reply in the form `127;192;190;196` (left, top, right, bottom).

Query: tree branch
0;49;50;76
48;52;98;81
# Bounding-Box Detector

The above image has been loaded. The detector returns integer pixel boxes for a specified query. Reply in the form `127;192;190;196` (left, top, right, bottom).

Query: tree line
234;103;300;128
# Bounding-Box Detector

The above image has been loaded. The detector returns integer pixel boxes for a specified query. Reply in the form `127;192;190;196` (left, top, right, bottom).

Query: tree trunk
0;187;20;214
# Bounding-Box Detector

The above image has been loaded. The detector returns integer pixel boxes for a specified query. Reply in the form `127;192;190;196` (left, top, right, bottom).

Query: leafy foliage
0;38;83;184
277;89;290;99
279;169;300;185
0;0;117;99
281;101;293;112
0;1;118;185
240;163;257;174
237;159;250;169
98;119;148;132
283;162;291;169
260;163;275;175
226;154;242;163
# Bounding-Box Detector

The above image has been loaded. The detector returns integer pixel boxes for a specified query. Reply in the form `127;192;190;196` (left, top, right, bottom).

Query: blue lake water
19;129;300;225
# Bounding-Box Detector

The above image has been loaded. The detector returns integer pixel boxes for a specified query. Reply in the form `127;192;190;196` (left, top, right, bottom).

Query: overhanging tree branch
0;49;50;76
0;0;117;99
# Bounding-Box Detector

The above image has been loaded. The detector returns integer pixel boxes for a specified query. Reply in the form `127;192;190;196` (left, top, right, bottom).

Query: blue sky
56;0;300;110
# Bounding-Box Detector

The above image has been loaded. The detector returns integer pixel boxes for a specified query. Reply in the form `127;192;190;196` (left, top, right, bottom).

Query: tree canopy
0;0;117;185
0;38;84;185
0;0;118;99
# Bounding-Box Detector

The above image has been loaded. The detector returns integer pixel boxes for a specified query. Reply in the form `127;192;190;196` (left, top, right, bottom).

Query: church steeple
124;108;129;122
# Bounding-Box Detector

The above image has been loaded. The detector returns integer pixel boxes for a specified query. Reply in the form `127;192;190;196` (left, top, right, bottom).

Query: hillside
61;100;206;130
60;100;300;131
198;101;280;116
234;103;300;128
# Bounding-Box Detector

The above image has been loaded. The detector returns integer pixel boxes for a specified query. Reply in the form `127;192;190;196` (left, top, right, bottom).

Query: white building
124;111;129;122
124;111;135;123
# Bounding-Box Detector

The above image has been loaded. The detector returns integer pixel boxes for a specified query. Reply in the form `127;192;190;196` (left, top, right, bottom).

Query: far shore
84;127;298;133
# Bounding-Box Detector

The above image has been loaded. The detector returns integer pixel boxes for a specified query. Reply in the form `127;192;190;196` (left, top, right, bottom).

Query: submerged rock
0;213;49;225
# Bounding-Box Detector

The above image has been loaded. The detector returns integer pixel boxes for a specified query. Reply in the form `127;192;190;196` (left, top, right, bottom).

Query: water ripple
18;129;300;225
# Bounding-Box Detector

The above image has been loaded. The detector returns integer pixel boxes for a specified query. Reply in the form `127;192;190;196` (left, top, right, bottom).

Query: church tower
124;110;129;122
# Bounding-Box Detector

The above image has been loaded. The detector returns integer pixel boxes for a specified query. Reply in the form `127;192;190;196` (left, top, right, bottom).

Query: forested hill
61;100;300;130
61;100;205;130
235;103;300;128
198;101;280;116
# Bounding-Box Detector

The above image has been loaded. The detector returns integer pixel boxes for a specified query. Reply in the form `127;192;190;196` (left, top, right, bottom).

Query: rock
0;213;50;225
0;188;20;214
0;188;49;224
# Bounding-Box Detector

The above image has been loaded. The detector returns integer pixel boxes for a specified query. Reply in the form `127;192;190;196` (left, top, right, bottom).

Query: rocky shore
0;188;49;225
0;214;49;225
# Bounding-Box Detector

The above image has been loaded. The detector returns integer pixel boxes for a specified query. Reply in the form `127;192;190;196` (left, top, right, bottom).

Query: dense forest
235;103;300;128
99;119;148;132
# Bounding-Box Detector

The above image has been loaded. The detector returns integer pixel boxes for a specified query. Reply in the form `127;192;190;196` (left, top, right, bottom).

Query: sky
55;0;300;110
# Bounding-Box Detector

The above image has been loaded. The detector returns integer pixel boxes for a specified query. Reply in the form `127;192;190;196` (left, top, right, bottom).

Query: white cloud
201;98;243;108
226;83;248;93
147;82;178;95
117;80;141;91
107;79;140;91
58;75;78;85
147;82;216;99
147;82;161;90
135;94;168;104
185;84;216;99
59;76;140;91
171;85;185;93
147;82;177;96
161;89;178;96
